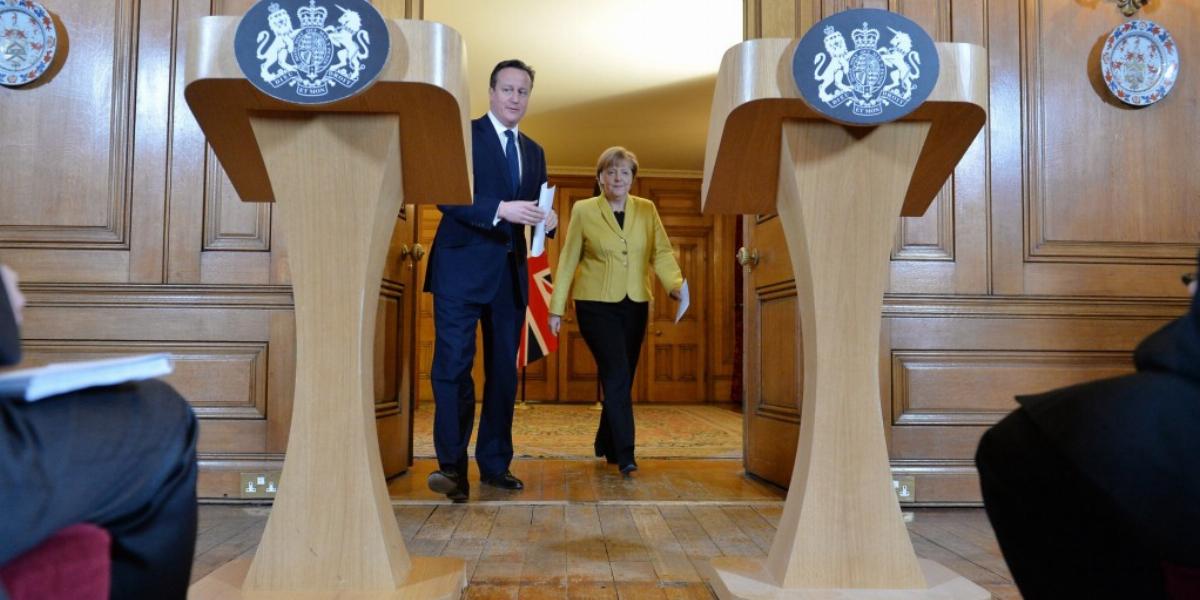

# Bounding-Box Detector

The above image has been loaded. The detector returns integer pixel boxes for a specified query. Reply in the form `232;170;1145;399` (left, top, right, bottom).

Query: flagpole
516;365;530;411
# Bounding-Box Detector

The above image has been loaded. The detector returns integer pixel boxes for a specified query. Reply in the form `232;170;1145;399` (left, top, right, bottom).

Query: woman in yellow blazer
548;147;683;475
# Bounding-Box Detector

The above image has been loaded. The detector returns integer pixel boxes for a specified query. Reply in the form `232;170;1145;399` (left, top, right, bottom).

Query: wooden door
375;205;419;477
741;214;803;486
414;206;439;405
638;179;709;403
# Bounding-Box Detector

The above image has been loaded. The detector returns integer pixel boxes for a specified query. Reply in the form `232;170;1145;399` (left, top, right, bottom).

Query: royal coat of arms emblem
793;9;939;125
0;0;58;87
235;0;390;105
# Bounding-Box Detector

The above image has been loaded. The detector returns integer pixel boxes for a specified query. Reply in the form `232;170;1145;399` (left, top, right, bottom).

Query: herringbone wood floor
193;458;1019;599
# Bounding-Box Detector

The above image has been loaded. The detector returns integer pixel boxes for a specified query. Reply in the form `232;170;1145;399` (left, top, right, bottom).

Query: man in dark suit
976;261;1200;599
0;265;199;600
423;59;558;502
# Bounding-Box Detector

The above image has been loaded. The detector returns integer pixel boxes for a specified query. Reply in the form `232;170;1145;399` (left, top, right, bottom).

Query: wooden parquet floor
193;459;1019;599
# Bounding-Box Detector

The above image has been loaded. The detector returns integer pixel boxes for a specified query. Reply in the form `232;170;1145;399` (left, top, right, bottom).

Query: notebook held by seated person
0;354;174;402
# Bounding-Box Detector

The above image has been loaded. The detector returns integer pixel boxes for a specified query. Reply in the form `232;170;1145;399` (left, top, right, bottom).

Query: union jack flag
518;228;557;367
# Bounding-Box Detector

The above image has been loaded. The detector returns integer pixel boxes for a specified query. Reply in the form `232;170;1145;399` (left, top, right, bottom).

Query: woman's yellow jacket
548;194;683;315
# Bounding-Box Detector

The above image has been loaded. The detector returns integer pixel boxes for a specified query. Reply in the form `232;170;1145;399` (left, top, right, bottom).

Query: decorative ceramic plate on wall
0;0;58;87
1100;19;1179;106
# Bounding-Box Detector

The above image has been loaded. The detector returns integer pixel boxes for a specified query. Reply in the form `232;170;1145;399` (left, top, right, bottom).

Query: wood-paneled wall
3;0;1194;505
741;0;1198;503
0;0;424;500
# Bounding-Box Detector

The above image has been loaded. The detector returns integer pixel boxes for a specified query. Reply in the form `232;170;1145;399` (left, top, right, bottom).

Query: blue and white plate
0;0;58;87
1100;19;1179;106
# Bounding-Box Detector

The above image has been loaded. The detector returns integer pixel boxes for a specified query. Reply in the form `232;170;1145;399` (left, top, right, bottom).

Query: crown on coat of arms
851;22;880;49
297;0;328;28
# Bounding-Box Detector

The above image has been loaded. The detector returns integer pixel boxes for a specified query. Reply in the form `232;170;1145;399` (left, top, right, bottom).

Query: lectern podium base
188;556;467;600
703;557;991;600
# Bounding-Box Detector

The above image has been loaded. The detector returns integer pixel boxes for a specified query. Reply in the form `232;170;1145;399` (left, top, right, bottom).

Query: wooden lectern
701;40;990;599
183;17;470;600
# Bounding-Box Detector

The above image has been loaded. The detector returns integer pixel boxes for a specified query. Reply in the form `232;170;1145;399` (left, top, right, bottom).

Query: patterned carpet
411;403;743;459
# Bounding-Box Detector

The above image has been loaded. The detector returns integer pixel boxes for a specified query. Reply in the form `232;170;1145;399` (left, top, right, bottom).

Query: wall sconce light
1112;0;1149;16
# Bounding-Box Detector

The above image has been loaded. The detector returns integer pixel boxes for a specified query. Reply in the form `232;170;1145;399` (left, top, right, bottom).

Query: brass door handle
654;330;663;337
410;243;426;261
736;247;759;268
397;244;410;260
565;317;574;323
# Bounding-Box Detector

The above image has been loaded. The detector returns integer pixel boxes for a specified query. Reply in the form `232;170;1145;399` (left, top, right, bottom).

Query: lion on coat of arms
813;26;853;102
257;3;297;82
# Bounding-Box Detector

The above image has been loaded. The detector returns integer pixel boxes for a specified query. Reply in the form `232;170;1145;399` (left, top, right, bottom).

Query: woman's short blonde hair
595;146;639;179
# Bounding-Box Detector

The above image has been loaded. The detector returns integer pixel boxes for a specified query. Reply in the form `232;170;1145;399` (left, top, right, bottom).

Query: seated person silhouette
0;265;199;600
976;259;1200;599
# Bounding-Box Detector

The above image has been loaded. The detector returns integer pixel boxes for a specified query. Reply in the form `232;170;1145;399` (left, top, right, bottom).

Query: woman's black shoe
619;463;638;476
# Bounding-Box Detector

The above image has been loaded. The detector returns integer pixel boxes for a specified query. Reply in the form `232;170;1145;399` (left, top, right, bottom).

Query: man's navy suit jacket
424;115;548;306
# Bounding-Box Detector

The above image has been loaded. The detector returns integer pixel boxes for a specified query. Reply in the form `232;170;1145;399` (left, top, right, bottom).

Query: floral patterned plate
0;0;58;87
1100;19;1179;106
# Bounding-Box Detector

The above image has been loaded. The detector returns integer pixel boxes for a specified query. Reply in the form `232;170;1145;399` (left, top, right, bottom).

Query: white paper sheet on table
530;182;556;257
674;279;690;324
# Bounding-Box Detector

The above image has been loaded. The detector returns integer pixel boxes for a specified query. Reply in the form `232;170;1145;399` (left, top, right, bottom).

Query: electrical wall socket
893;476;916;503
239;471;281;499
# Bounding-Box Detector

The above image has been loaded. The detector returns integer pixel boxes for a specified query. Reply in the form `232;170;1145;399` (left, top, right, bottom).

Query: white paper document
674;279;690;324
530;182;557;257
0;353;174;402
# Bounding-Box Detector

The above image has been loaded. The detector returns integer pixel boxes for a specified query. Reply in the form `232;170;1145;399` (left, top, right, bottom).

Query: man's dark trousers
430;253;525;479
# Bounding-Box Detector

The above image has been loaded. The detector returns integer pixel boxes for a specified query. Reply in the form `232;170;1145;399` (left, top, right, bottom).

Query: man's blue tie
504;129;520;198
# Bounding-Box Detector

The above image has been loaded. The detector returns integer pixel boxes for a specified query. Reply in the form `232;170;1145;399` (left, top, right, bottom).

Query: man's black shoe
427;470;469;503
480;470;524;490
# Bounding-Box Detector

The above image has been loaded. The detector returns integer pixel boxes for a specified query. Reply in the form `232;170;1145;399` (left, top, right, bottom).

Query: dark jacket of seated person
0;267;199;600
976;260;1200;600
